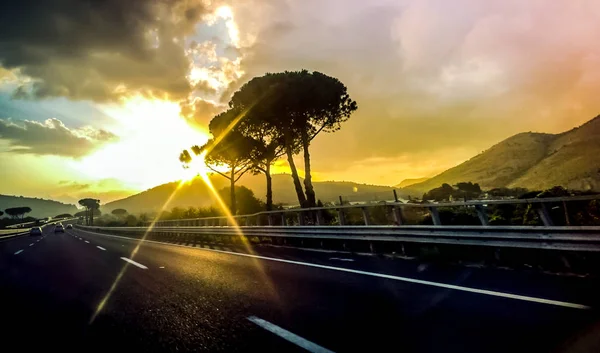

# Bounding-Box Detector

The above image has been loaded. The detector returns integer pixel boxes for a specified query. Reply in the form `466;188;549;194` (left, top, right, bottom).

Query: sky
1;0;600;204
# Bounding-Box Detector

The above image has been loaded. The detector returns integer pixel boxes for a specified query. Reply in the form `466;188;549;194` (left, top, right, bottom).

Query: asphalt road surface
1;225;599;352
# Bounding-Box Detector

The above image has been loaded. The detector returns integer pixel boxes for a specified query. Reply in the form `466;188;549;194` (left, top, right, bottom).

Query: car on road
66;224;73;229
55;224;65;233
29;227;42;236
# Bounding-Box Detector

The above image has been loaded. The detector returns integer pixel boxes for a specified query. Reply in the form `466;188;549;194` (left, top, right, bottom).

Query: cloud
0;118;117;157
179;97;224;127
49;178;136;204
0;0;211;102
55;181;91;191
219;0;600;183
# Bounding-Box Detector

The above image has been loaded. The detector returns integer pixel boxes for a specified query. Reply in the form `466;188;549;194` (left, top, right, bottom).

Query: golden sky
1;0;600;204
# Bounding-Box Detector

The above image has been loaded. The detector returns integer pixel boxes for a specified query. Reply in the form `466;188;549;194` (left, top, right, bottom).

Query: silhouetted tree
111;209;128;217
454;182;482;200
229;70;357;208
125;215;138;226
78;198;100;226
218;186;264;215
139;213;149;223
5;206;32;220
181;109;256;215
0;210;4;217
209;105;286;211
170;207;185;220
423;184;454;201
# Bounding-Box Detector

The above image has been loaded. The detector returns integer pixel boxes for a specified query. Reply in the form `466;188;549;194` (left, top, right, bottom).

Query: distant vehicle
29;227;42;236
66;224;73;229
54;224;65;233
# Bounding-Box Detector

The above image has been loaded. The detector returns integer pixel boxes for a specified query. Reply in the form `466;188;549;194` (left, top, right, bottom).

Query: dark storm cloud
0;0;208;101
0;118;117;157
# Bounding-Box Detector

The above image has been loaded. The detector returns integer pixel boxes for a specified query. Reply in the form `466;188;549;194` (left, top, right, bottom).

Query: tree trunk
230;169;237;215
265;163;273;211
90;209;94;226
301;131;316;208
286;147;307;207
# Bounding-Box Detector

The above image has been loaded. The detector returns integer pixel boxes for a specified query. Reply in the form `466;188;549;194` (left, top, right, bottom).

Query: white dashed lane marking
247;316;335;353
120;257;148;269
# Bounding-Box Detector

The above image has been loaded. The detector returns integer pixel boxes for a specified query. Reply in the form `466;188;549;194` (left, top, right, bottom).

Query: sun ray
196;169;281;301
90;180;187;323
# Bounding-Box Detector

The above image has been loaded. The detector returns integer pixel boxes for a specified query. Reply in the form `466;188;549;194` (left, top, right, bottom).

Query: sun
180;151;212;182
76;97;211;190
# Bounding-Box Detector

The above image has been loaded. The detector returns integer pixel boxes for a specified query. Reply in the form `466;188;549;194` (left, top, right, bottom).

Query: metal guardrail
0;229;29;239
78;224;600;252
146;194;600;228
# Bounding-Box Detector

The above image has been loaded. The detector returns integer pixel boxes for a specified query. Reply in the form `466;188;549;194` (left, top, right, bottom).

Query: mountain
395;178;429;188
104;173;404;214
238;173;402;204
0;194;78;218
406;115;600;193
103;176;228;214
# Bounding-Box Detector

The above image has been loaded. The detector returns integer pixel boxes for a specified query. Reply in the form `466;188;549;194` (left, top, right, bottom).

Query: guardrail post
316;210;324;225
281;213;286;226
536;203;554;226
361;207;370;225
475;205;489;225
245;217;250;226
337;209;346;225
268;214;273;226
298;211;305;226
429;206;442;225
392;206;403;225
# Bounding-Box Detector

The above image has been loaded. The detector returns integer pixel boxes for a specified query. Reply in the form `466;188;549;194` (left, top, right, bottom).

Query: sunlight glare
75;98;209;190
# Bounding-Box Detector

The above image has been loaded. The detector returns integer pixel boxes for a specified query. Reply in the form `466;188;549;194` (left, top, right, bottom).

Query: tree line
180;70;358;215
1;207;32;219
78;198;100;226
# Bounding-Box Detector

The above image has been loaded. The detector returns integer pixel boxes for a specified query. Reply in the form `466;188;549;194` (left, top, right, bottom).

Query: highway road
1;225;599;352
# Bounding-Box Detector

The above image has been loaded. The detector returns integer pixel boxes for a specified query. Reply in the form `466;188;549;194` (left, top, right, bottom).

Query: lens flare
90;180;187;323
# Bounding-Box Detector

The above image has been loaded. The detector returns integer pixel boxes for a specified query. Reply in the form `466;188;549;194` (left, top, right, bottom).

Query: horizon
2;1;600;205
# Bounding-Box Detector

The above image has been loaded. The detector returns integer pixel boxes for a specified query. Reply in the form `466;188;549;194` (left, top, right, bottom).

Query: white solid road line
248;316;335;353
14;249;23;255
120;257;148;269
329;257;354;262
76;228;591;310
96;246;106;251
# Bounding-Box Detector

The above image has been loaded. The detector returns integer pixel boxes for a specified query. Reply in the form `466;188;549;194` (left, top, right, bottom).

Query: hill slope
407;115;600;193
509;116;600;191
104;174;403;214
395;178;429;188
0;195;78;218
